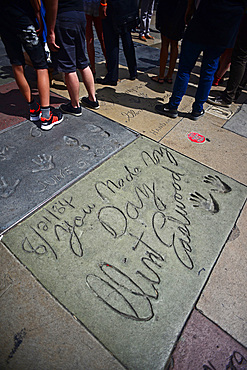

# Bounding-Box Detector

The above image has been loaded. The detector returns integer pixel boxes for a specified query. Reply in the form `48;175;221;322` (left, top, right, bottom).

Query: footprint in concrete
189;192;219;214
204;174;232;193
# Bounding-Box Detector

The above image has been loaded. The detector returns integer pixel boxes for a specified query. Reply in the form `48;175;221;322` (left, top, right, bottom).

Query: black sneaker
40;108;64;130
190;109;205;121
155;103;178;118
96;77;117;86
60;102;82;116
30;103;41;121
207;96;231;108
81;96;99;110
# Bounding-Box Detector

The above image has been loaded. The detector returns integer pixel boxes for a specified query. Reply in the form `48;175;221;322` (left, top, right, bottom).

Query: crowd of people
0;0;246;131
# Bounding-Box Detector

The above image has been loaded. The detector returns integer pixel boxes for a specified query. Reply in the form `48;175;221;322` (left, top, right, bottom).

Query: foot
207;95;231;108
151;75;165;84
60;102;82;116
81;96;100;110
155;103;178;118
164;76;173;84
139;35;147;41
146;34;154;40
189;109;205;121
40;108;64;131
95;77;117;86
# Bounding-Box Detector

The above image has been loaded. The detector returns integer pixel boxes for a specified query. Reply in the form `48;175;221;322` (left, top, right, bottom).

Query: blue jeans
169;39;225;112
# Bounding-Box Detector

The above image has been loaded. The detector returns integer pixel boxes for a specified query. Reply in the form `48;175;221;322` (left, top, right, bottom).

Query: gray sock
41;106;50;119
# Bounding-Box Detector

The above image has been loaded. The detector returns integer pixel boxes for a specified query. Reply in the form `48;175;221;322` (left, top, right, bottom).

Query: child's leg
166;40;179;79
36;68;50;107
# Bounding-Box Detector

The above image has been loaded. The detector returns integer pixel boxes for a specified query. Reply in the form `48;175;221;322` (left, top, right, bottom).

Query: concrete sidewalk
0;27;247;370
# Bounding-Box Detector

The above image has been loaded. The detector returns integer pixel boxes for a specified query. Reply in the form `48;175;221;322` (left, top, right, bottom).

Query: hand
47;31;60;52
99;3;107;19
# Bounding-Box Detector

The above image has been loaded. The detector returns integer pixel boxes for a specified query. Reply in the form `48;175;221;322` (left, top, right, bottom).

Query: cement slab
0;81;68;131
171;309;247;370
197;202;247;347
160;118;247;185
0;111;137;232
224;103;247;138
2;137;247;369
0;242;124;370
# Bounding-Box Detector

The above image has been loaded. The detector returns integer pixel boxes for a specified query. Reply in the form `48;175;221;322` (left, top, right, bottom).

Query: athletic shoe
30;103;41;121
207;96;231;108
146;34;154;40
96;77;117;86
60;102;82;116
81;96;99;110
40;108;64;131
139;35;147;41
155;103;178;118
190;109;205;121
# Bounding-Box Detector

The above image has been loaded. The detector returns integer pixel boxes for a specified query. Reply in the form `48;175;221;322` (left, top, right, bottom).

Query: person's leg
166;39;179;80
93;16;107;61
146;0;155;38
12;64;32;102
235;63;247;100
169;39;201;109
36;68;50;107
139;0;148;38
86;14;96;74
213;48;233;85
79;65;97;102
221;37;247;104
64;71;80;107
101;17;119;82
193;46;225;112
121;30;137;79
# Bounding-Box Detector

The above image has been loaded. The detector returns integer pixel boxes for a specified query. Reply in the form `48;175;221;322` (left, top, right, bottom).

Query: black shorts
52;11;88;73
0;14;47;69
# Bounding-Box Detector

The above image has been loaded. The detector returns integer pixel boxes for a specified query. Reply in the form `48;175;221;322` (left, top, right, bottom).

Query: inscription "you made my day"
18;145;232;322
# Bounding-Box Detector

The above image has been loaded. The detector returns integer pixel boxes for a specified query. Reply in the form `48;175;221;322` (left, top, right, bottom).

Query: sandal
164;77;173;84
151;75;165;84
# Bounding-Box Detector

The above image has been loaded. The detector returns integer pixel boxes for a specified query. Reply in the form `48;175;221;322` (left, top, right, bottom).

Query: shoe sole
81;101;100;110
190;113;205;121
41;116;64;131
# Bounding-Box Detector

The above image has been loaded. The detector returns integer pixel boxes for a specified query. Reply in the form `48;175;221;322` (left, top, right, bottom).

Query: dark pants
222;36;247;103
102;16;137;82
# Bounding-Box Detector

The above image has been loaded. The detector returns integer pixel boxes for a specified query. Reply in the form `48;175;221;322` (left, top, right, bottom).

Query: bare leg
36;68;50;107
152;35;170;81
12;64;32;102
166;40;178;80
93;16;107;61
80;66;97;102
65;71;80;107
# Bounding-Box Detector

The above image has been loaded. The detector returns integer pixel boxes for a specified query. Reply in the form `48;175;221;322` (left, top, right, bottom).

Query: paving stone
223;104;247;138
160;117;247;185
0;81;68;131
0;111;137;232
51;67;194;141
170;309;247;370
2;137;246;370
0;242;124;370
197;202;247;347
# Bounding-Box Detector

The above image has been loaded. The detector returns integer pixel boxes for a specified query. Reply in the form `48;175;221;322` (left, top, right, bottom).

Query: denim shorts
52;11;88;73
0;14;47;69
